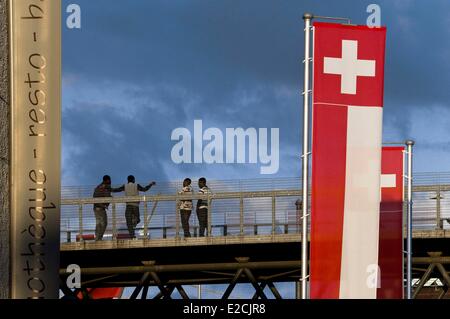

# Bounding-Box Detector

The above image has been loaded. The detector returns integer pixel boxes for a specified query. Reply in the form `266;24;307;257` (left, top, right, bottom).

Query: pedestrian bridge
60;173;450;247
59;173;450;299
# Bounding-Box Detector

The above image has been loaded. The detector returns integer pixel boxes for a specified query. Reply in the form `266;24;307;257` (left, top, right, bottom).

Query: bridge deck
60;231;450;288
60;229;450;252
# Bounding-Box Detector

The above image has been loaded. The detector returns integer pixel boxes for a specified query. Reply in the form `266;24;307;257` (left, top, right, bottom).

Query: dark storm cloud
62;100;172;185
62;77;300;184
62;0;450;185
63;0;302;89
63;0;450;101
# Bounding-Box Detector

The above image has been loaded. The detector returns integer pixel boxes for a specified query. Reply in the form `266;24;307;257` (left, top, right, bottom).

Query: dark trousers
197;208;208;237
94;207;107;241
180;209;192;237
125;205;140;238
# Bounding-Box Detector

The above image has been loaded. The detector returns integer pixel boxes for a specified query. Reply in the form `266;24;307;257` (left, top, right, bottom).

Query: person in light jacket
196;177;211;237
114;175;155;238
178;178;193;237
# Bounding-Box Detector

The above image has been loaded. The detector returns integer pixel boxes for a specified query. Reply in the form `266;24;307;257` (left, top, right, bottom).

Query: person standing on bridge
178;178;193;238
196;177;211;237
113;175;156;238
93;175;124;241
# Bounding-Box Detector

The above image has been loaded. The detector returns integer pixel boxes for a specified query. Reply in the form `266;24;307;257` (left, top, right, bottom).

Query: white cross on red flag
310;22;387;299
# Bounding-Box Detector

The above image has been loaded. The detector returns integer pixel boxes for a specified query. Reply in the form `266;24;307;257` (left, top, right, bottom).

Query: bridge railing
411;172;450;230
60;190;303;243
410;185;450;231
60;173;450;243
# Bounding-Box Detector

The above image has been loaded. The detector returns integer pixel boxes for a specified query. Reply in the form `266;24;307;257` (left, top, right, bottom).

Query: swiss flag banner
378;146;404;299
310;22;387;299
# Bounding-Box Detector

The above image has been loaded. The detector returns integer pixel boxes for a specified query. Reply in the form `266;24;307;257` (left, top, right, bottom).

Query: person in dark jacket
93;175;123;241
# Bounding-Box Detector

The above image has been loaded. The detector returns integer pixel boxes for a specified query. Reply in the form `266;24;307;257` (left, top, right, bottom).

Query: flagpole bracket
301;90;312;96
300;152;311;158
299;275;310;282
403;174;413;181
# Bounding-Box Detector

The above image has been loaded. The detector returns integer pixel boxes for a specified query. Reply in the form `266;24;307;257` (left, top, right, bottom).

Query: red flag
378;146;404;299
310;22;386;299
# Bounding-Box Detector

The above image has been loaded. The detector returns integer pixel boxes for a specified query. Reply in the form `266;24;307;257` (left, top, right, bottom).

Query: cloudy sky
62;0;450;187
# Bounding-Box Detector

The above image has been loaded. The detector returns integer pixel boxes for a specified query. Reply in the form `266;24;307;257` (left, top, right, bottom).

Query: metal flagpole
301;12;313;299
405;140;414;299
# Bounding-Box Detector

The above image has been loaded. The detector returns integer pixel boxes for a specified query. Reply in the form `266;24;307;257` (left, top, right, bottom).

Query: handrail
61;189;303;205
60;180;450;245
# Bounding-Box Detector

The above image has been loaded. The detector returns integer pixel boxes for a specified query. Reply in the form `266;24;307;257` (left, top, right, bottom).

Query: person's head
198;177;206;188
183;178;191;187
102;175;111;186
127;175;135;183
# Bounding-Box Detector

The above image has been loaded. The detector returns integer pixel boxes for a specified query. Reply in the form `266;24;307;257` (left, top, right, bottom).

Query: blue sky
62;0;450;186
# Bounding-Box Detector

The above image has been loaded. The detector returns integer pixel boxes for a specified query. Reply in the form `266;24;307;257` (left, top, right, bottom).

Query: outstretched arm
138;181;156;192
111;184;125;193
